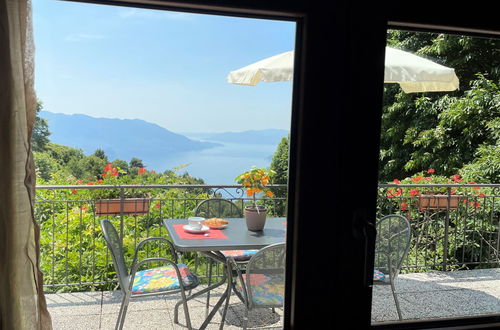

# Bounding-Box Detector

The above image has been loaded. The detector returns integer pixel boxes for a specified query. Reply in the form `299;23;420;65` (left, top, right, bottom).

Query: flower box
418;195;463;211
95;198;149;216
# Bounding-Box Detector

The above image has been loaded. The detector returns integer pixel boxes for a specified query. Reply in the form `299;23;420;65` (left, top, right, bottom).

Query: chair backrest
100;219;130;292
374;214;411;281
245;243;286;308
194;198;242;218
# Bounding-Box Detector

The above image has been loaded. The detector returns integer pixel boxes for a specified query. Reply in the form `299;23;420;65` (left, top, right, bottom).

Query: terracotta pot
244;206;267;231
95;198;149;216
418;195;463;211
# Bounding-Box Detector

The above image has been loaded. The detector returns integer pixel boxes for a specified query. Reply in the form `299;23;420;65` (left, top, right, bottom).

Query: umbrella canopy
227;47;459;93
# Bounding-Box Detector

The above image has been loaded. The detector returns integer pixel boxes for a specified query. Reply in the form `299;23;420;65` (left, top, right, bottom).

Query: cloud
65;33;106;42
118;8;193;21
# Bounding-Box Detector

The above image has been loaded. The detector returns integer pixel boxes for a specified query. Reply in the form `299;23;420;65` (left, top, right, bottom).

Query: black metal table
162;217;286;329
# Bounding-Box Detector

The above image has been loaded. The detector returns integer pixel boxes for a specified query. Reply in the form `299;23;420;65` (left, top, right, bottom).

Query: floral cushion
373;269;386;281
235;273;284;306
221;249;258;261
131;264;197;294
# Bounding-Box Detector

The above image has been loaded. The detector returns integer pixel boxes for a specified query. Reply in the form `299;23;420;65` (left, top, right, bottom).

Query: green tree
93;149;108;162
270;135;289;185
379;31;500;182
32;101;51;152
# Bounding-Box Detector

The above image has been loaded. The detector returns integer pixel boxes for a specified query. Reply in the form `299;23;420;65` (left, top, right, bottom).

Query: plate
206;224;228;230
183;224;209;234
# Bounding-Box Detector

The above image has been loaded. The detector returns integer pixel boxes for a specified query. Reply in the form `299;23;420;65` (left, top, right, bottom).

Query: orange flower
138;168;147;175
266;191;274;198
411;176;423;182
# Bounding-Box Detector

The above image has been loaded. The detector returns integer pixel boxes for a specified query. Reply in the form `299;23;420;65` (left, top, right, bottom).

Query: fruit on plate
204;218;228;228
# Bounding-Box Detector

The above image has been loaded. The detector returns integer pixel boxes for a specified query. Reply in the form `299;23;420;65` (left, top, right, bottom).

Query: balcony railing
36;183;500;292
35;184;287;292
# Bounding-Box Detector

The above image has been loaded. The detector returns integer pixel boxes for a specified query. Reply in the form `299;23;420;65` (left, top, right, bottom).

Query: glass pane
372;29;500;324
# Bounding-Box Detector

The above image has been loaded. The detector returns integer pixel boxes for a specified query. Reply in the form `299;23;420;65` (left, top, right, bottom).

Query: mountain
189;129;289;145
40;111;219;162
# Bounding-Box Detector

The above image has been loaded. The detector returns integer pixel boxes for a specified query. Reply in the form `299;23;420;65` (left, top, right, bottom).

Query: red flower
474;202;481;209
400;202;408;211
104;163;113;172
155;202;161;209
478;193;485;198
393;179;401;184
411;176;423;182
451;174;462;183
138;168;147;175
87;182;94;185
81;205;88;211
424;177;433;181
151;170;156;174
96;179;104;184
410;189;420;196
76;179;83;184
427;168;435;173
71;189;78;194
101;172;107;178
111;171;119;177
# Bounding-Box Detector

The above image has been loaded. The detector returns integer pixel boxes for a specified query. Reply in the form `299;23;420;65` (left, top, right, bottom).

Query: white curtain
0;0;52;328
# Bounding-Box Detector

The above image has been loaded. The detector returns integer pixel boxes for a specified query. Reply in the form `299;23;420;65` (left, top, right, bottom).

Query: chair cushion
235;273;284;306
221;249;258;261
131;264;197;294
373;269;386;281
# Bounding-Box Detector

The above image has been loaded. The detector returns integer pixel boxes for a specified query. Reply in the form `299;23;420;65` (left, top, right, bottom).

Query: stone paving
47;268;500;329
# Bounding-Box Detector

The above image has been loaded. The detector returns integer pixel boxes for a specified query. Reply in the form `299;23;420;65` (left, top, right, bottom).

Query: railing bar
65;202;69;285
79;205;83;285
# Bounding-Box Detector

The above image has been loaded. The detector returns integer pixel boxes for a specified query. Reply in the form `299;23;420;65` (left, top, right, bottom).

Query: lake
146;140;278;185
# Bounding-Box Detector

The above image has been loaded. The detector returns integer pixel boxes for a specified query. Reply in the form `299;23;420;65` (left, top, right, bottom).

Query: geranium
138;168;147;175
235;166;275;210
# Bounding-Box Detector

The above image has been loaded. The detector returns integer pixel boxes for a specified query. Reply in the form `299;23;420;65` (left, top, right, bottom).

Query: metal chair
226;243;286;330
193;198;258;311
100;219;199;330
373;214;411;321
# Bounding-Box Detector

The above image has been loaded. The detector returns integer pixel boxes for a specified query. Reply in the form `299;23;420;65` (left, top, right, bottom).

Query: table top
162;218;286;252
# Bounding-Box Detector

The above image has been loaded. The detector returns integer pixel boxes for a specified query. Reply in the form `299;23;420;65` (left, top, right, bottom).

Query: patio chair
100;219;199;330
225;243;286;330
193;198;258;309
373;214;411;321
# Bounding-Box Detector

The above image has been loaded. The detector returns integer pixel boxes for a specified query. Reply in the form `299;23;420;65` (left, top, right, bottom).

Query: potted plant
386;169;482;212
93;163;151;216
235;166;276;231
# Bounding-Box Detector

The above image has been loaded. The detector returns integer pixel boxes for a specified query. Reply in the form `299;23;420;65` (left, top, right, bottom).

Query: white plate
206;224;228;230
183;224;209;234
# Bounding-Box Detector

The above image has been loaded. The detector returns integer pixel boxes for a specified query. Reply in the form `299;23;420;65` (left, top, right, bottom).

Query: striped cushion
221;249;258;261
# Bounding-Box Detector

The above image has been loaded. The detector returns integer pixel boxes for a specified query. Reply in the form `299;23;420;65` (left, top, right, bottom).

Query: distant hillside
40;111;219;162
190;129;289;145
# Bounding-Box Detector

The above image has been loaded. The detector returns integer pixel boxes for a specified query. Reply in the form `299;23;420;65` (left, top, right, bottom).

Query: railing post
443;187;451;271
120;187;124;243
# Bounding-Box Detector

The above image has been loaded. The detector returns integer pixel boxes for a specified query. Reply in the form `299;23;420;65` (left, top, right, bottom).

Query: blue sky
32;0;295;133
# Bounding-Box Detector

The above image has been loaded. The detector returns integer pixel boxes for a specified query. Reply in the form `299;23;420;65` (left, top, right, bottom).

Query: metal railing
377;184;500;272
35;184;287;292
36;183;500;292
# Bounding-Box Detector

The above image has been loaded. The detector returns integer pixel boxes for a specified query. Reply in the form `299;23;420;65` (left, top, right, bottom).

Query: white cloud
65;33;106;42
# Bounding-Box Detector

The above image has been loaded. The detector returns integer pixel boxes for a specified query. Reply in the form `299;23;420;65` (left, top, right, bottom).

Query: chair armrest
128;257;189;293
131;237;178;271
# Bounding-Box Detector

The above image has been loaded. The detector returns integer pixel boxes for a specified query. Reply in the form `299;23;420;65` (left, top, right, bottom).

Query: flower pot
95;198;149;216
244;206;267;231
418;195;463;211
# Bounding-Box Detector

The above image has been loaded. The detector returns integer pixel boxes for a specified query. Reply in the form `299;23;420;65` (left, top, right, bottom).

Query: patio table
162;217;286;329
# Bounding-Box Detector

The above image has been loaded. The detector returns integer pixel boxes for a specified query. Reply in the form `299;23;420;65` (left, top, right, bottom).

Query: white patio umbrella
227;47;459;93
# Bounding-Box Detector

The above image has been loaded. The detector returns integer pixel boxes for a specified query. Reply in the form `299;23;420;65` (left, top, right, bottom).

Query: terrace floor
46;268;500;329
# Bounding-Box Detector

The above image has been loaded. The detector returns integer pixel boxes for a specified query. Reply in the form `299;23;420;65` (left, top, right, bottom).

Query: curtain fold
0;0;52;328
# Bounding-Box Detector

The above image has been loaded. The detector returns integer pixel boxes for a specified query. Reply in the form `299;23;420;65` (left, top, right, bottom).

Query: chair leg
206;258;213;315
243;307;249;330
116;291;131;330
179;286;193;330
390;279;403;320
